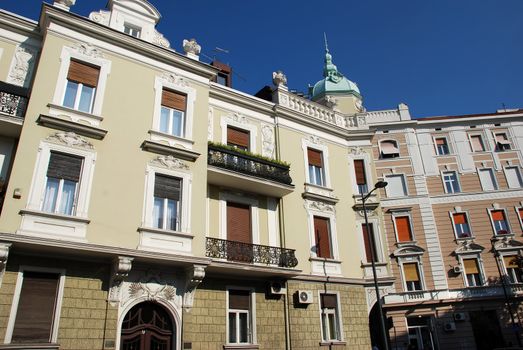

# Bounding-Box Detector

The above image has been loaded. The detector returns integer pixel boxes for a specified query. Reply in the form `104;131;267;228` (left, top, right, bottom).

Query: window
470;135;485;152
362;223;378;263
463;258;482;287
443;171;461;193
490;210;510;235
62;60;99;113
452;212;472;239
227;126;250;151
435;137;450;155
478;168;498;191
503;256;523;283
160;89;187;137
314;216;332;259
42;152;83;216
495;133;511;151
403;263;422;291
518;207;523;230
123;23;141;38
228;289;252;344
353;159;368;194
380;140;399;158
394;215;414;242
384;174;407;197
407;317;435;350
308;148;325;186
10;271;61;344
505;166;523;189
320;294;341;342
227;202;252;244
153;174;181;231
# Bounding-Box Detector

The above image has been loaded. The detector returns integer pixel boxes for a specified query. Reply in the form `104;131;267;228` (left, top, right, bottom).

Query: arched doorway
120;301;175;350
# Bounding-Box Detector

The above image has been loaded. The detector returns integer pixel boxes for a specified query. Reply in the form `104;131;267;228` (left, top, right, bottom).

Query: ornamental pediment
454;240;484;255
392;244;424;257
492;236;523;251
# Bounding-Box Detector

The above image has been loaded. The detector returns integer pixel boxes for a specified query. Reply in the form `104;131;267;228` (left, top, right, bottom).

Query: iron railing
205;237;298;268
0;82;29;119
207;144;292;185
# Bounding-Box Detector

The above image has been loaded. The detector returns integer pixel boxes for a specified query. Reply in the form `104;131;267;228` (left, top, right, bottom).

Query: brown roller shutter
307;148;323;167
227;202;251;243
403;263;420;282
162;89;187;111
320;294;337;309
463;259;479;274
395;216;413;242
229;290;250;310
314;216;332;259
67;60;100;87
154;174;181;201
227;127;250;149
12;271;60;343
491;210;505;221
47;152;83;182
362;223;377;263
354;160;367;185
504;256;519;269
453;213;467;225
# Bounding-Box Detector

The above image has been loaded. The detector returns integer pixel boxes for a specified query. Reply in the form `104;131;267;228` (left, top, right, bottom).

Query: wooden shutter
320;294;337;309
395;216;413;242
491;210;505;221
403;263;420;282
229;290;250;310
435;138;446;145
314;216;332;259
307;148;323;167
162;89;187;111
354;160;367;186
227;202;251;243
463;259;479;274
504;256;519;269
362;223;376;263
47;152;83;182
227;127;250;149
453;213;467;225
12;271;59;343
518;208;523;221
67;60;100;87
154;174;181;201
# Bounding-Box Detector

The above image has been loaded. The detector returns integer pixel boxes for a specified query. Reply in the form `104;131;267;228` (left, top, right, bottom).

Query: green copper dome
311;49;361;99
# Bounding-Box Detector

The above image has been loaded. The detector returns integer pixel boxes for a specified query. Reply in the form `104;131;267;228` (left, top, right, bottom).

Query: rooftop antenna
323;32;329;52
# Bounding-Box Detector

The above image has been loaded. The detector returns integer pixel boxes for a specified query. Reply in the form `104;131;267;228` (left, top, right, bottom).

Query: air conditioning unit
269;281;286;295
443;321;456;332
297;290;313;304
453;265;463;274
453;312;466;322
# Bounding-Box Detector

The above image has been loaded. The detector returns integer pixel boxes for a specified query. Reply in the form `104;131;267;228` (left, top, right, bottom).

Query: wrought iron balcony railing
207;144;292;185
0;82;29;119
205;237;298;268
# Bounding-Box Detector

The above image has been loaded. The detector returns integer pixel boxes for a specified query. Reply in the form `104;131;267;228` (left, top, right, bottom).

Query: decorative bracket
0;243;11;288
183;264;206;310
108;256;133;306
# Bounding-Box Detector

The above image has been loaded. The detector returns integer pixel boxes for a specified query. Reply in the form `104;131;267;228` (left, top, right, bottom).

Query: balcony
0;81;28;137
205;237;298;268
207;143;294;197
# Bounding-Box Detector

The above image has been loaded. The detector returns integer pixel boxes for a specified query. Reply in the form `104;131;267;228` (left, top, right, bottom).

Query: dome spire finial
324;32;329;53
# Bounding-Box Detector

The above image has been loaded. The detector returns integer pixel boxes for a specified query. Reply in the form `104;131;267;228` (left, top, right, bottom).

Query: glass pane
160;107;170;134
59;180;77;215
308;165;315;184
228;313;237;343
314;167;323;186
63;81;78;109
166;199;178;231
328;313;338;340
171;110;183;137
42;178;59;213
78;85;95;113
239;312;248;343
153;197;164;229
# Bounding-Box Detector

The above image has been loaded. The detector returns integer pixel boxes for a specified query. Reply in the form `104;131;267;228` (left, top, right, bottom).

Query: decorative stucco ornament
153;32;170;48
7;46;36;88
161;72;189;88
46;132;94;150
89;10;110;25
325;95;338;109
151;155;189;170
272;71;287;87
183;264;206;309
73;43;104;59
183;39;201;58
53;0;76;11
261;124;275;158
108;256;133;306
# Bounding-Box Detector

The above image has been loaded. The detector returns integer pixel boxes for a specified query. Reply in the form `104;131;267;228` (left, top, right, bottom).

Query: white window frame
449;211;473;240
142;165;192;234
150;75;196;149
516;206;523;231
459;255;485;287
301;139;332;188
391;211;415;243
317;291;344;343
384;173;408;198
123;22;142;38
378;139;400;158
348;153;372;195
220;118;257;153
4;266;66;344
399;259;425;292
433;136;451;156
468;133;487;152
357;218;384;263
478;168;498;191
441;170;461;194
504;166;523;189
219;192;260;244
488;208;512;236
226;287;256;346
52;46;112;118
500;253;523;284
307;212;339;260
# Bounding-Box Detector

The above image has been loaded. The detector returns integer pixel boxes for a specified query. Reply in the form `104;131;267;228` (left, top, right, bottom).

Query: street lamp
362;180;389;350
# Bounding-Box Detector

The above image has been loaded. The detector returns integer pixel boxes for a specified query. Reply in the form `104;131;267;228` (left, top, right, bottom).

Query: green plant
208;141;291;167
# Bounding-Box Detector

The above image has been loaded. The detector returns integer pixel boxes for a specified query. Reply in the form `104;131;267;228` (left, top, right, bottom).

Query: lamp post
362;180;389;350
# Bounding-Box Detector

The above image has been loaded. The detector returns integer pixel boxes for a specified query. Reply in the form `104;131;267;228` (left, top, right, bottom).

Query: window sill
310;257;342;275
20;209;90;224
141;139;200;162
223;344;259;350
148;129;195;150
138;226;193;255
37;114;107;140
361;261;387;267
395;240;418;247
455;236;475;242
0;343;60;349
320;341;346;347
48;103;103;125
18;209;89;242
303;183;338;204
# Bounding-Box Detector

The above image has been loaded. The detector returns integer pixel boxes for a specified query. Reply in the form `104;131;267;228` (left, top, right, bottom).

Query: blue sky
3;0;522;117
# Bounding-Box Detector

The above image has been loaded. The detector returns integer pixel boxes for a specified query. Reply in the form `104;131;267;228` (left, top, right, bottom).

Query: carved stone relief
7;45;37;88
308;135;324;145
261;124;275;158
183;264;206;310
183;39;201;56
306;200;335;214
153;31;170;48
89;10;110;25
208;107;214;141
272;71;287;87
121;269;182;310
161;72;189;88
73;43;104;59
150;155;189;170
46;131;94;150
108;256;133;306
